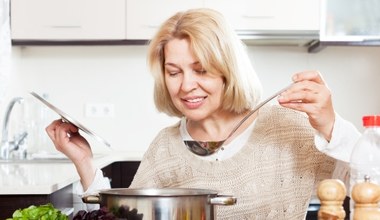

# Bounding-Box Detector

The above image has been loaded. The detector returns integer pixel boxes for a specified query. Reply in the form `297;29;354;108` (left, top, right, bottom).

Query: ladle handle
226;83;294;140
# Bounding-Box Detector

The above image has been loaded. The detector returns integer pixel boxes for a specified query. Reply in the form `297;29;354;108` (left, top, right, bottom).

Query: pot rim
97;188;219;197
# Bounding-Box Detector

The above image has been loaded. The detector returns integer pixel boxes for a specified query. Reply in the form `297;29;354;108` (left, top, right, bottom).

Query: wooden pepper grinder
317;179;346;220
351;175;380;220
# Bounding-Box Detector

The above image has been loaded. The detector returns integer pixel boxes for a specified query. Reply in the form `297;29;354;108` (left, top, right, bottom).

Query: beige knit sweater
130;105;337;219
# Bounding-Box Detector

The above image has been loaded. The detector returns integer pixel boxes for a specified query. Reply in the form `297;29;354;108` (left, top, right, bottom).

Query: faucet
0;97;28;160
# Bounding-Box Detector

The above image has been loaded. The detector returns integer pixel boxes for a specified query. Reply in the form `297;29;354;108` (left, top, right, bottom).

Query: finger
280;92;319;104
280;100;316;110
45;119;64;141
292;70;325;85
54;123;69;145
278;81;321;103
54;122;78;144
291;80;320;93
46;119;63;132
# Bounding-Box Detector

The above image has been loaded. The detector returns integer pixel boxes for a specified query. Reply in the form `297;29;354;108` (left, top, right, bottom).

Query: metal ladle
184;83;293;156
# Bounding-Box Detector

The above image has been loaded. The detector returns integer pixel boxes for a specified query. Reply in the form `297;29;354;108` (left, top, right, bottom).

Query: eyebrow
164;61;201;67
164;63;179;68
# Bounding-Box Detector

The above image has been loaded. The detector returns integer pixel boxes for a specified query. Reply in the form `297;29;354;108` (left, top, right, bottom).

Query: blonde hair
148;8;262;117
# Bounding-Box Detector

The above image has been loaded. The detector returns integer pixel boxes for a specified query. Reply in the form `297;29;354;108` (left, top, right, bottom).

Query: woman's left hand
278;71;335;141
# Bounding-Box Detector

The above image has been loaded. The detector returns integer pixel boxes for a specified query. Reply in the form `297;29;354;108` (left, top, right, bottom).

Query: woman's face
164;38;225;121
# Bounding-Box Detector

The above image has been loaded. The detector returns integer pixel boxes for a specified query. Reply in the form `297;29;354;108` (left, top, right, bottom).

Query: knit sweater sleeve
129;134;164;188
129;122;180;188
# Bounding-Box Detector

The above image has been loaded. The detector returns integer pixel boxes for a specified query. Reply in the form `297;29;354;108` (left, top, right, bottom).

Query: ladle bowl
184;83;293;156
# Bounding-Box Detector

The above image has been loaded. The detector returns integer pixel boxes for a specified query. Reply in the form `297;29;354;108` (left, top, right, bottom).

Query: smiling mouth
182;96;206;109
185;97;205;103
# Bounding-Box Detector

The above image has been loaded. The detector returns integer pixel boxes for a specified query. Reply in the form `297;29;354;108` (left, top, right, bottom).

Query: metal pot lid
98;188;219;197
30;92;111;148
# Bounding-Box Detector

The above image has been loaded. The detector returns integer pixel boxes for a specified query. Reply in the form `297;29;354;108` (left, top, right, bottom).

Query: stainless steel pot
82;188;236;220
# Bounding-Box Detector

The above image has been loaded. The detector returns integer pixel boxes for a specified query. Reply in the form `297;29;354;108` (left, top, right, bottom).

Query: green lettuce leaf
6;203;68;220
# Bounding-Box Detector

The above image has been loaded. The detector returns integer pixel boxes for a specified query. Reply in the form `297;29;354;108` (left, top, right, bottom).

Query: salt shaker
317;179;346;220
351;175;380;220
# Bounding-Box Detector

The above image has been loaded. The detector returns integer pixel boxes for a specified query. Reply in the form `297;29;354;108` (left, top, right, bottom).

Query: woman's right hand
46;119;96;190
46;119;92;162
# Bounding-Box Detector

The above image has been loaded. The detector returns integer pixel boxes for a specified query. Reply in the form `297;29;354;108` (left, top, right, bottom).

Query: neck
186;110;256;142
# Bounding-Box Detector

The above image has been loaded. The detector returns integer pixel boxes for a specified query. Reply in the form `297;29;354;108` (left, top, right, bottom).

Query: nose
180;70;198;92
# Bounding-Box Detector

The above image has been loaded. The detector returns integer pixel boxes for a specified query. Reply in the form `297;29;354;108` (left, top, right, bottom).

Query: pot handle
209;195;237;206
82;194;101;204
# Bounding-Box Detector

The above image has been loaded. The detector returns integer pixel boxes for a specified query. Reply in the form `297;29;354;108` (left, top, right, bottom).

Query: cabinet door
204;0;320;31
126;0;203;40
11;0;126;40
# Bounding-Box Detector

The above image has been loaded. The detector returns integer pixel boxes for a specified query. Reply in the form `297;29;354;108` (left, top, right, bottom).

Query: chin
183;112;209;122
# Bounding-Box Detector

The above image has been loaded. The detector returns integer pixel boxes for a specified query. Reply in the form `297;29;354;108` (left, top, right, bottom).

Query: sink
0;154;105;164
0;152;71;164
0;158;72;164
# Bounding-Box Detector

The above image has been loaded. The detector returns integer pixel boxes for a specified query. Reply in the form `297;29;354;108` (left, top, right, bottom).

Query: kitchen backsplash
1;45;379;153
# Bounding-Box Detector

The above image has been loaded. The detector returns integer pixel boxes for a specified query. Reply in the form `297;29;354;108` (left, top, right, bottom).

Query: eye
165;68;181;77
168;71;179;76
194;69;207;75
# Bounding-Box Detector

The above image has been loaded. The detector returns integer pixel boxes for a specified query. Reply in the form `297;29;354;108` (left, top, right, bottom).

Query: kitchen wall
1;45;380;155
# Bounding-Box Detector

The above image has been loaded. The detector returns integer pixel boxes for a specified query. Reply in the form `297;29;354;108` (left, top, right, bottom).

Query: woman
47;8;359;219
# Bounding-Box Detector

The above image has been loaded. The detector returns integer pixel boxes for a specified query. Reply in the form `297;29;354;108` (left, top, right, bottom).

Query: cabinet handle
47;26;82;28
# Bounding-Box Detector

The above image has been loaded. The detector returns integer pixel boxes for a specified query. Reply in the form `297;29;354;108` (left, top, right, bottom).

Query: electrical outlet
85;103;114;118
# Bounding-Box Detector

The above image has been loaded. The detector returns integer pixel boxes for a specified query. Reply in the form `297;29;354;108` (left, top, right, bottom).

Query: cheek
211;81;226;104
164;77;179;98
206;79;225;96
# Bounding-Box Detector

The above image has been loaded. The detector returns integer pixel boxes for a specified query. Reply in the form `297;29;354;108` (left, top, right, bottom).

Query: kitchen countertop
0;151;143;195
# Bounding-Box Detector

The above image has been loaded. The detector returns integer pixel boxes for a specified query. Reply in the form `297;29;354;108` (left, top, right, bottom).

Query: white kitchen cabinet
125;0;203;40
204;0;320;32
126;0;320;42
11;0;320;43
11;0;126;40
